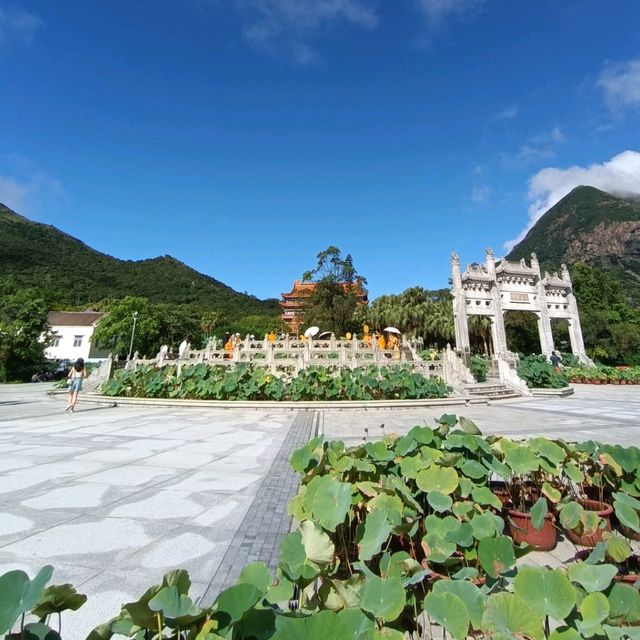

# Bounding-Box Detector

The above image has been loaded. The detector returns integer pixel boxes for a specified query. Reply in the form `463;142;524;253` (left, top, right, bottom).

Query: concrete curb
531;386;574;397
55;392;494;410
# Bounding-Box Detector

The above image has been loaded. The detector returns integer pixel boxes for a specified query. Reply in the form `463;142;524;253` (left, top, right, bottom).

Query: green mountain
506;186;640;305
0;203;280;317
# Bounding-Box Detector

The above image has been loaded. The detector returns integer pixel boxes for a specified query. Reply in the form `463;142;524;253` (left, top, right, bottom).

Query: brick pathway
200;410;319;603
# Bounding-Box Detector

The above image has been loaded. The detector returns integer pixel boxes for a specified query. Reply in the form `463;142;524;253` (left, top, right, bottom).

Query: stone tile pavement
321;384;640;446
0;384;296;637
1;382;639;637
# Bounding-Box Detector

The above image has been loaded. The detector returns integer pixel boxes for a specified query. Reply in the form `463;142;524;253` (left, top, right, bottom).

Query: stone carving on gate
451;248;592;365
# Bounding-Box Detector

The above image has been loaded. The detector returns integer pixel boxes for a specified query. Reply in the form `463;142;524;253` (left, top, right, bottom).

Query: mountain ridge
0;202;280;317
506;185;640;305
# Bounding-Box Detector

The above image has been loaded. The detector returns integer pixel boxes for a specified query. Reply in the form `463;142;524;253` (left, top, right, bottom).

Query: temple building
280;279;368;335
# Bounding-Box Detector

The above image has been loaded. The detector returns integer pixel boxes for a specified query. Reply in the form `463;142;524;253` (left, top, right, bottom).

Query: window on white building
73;335;83;347
51;335;61;347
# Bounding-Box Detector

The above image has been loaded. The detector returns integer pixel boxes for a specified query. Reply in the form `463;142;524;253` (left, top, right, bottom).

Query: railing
90;337;485;396
118;336;447;380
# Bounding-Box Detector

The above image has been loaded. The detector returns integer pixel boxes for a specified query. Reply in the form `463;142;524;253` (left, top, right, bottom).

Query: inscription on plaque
510;293;529;303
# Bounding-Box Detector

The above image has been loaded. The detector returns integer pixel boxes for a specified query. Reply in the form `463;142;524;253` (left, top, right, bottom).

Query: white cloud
504;150;640;252
415;0;485;25
470;185;490;203
235;0;379;64
496;104;518;121
500;126;565;168
597;58;640;113
0;163;66;214
0;6;43;48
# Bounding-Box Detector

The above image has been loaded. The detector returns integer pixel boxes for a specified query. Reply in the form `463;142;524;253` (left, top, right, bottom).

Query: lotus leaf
607;582;640;625
335;608;376;638
422;533;456;563
394;435;418;456
432;579;485;628
503;444;540;475
460;460;487;479
427;491;453;512
272;610;349;640
542;481;562;503
368;493;404;526
318;576;362;611
568;563;618;593
548;628;583;640
279;530;321;582
238;563;272;594
424;591;470;640
471;486;503;510
300;520;335;565
18;622;62;640
365;441;395;462
446;522;474;547
471;511;503;539
458;415;481;435
530;496;549;531
580;591;610;632
359;575;406;622
30;583;87;621
478;535;516;579
514;566;576;620
559;501;583;530
407;425;436;444
416;466;458;495
613;500;640;534
0;566;53;635
357;509;392;561
265;569;294;605
399;455;427;479
308;475;352;531
212;583;264;627
481;592;543;640
149;586;200;620
359;628;405;639
604;534;632;562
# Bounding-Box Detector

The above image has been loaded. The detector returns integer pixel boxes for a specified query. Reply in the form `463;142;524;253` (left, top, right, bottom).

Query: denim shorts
69;378;83;393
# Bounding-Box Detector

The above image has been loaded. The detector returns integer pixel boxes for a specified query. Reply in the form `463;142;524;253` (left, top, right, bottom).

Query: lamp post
127;311;139;361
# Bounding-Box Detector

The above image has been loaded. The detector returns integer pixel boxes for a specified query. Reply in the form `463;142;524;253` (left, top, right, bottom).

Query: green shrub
470;354;490;382
517;354;569;388
100;363;450;401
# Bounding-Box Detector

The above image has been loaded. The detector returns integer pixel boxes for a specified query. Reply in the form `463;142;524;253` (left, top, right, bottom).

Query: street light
127;311;139;361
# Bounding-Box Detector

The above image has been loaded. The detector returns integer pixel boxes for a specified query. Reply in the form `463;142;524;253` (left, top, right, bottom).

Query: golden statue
362;325;373;348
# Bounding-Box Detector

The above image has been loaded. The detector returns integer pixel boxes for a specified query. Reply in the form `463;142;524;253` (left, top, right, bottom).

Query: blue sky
1;0;639;301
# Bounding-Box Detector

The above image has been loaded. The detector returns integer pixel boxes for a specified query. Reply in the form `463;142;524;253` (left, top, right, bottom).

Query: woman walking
66;358;86;412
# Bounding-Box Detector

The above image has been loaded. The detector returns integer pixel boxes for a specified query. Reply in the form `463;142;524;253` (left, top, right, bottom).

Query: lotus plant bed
565;365;640;385
3;416;640;639
100;363;450;402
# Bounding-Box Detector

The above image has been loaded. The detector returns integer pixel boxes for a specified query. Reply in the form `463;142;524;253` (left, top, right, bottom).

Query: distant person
550;351;562;372
65;358;86;413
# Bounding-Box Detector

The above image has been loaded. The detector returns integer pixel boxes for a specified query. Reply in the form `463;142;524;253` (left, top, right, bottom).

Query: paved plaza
0;383;638;636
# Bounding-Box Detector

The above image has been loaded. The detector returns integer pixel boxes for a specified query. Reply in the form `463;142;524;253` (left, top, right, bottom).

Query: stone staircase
463;381;523;401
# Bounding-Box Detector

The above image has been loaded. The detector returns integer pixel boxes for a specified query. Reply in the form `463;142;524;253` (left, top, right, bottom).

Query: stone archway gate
451;249;591;365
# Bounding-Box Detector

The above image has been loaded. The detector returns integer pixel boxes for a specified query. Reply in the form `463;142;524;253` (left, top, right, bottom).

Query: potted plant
499;439;562;551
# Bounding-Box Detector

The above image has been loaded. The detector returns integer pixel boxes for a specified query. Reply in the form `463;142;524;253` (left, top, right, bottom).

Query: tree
301;246;367;336
0;283;50;382
92;297;161;358
569;263;640;364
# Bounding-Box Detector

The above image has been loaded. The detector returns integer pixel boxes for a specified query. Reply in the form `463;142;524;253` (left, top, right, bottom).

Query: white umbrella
304;326;320;338
384;326;401;334
318;331;332;339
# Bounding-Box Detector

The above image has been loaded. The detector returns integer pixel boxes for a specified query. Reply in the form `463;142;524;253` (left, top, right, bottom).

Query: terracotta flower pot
507;509;557;551
564;499;613;547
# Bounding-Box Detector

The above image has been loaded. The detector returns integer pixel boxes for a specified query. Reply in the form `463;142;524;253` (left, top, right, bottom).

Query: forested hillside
0;203;280;319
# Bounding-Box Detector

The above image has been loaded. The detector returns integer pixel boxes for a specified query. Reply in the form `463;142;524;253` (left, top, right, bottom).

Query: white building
45;311;109;362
